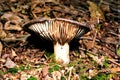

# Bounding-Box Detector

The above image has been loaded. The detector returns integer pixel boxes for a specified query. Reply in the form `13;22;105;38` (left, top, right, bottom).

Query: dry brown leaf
1;12;22;23
4;21;22;31
103;37;117;44
87;69;98;79
0;22;3;29
0;22;7;39
0;41;3;57
4;58;16;68
42;66;49;77
87;1;105;24
111;67;120;73
20;72;31;80
11;49;17;58
44;75;53;80
0;29;7;39
52;71;61;80
87;53;105;66
83;41;95;50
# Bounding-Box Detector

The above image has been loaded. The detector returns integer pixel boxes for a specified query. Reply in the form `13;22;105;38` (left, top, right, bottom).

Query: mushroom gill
23;18;90;64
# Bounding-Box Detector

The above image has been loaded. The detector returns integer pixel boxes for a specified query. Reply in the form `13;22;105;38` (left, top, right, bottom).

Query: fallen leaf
87;53;105;66
83;41;94;49
103;37;117;44
4;21;22;31
0;22;7;39
87;1;105;24
87;69;98;79
0;42;3;57
52;71;61;80
42;66;49;77
20;72;31;80
111;67;120;73
4;58;16;68
0;30;7;39
1;12;22;23
11;49;17;58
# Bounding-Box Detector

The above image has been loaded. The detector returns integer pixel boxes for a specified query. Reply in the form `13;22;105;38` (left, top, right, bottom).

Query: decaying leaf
102;37;118;44
20;72;31;80
52;71;61;80
0;22;7;39
87;53;105;66
42;66;49;77
87;69;98;79
0;0;119;79
0;42;3;57
83;41;95;49
4;58;16;68
11;49;17;58
1;12;22;23
0;29;7;39
4;20;22;31
87;1;105;24
1;12;27;31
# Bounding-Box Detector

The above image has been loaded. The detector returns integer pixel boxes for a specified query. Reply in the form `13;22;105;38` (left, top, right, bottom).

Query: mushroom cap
23;18;90;45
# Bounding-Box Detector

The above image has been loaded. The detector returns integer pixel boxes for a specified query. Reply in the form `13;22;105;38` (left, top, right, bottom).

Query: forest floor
0;0;120;80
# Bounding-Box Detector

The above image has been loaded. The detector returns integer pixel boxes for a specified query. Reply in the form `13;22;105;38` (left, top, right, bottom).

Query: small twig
92;30;97;48
68;66;73;80
108;59;120;67
108;32;119;37
80;37;100;42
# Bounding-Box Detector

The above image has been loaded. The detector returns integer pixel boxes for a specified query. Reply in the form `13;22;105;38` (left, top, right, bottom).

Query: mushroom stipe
23;18;90;64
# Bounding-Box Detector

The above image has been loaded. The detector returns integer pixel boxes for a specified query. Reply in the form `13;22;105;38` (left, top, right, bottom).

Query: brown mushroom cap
23;18;90;45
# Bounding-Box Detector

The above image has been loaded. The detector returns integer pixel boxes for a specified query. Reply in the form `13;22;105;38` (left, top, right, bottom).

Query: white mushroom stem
54;42;70;64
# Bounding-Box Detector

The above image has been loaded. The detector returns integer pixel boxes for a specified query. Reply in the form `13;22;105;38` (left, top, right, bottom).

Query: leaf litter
0;0;120;79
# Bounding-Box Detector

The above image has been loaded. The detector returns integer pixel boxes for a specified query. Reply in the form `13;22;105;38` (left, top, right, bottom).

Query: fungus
23;18;90;64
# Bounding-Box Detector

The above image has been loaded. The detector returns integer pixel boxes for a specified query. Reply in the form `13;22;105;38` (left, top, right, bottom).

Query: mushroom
23;18;90;64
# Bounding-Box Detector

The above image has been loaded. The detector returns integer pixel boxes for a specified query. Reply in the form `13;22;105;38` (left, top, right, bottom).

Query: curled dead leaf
1;12;28;30
4;21;22;31
1;12;22;23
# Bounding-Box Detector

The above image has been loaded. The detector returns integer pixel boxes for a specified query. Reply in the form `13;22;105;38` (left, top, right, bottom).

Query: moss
27;76;37;80
91;73;111;80
7;68;18;74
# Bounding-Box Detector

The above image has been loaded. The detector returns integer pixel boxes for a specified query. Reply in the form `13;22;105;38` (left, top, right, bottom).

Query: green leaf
27;76;37;80
0;70;4;75
7;68;18;74
103;59;109;68
117;47;120;56
48;68;54;73
61;77;66;80
91;73;111;80
53;65;60;71
19;65;25;71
